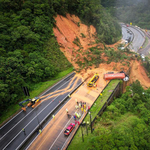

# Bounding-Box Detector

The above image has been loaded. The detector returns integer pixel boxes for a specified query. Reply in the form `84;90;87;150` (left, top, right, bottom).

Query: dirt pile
53;14;150;89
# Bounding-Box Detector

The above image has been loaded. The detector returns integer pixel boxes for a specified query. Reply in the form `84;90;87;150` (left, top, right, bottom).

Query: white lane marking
25;84;81;150
49;116;73;150
0;77;74;140
60;114;84;150
0;110;23;130
3;80;79;150
0;72;75;130
3;93;64;150
22;93;71;150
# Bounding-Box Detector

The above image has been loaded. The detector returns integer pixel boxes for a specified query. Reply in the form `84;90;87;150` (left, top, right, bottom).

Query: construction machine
19;97;41;111
87;73;99;87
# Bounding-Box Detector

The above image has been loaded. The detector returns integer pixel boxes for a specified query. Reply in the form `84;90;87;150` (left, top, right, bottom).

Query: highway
138;31;150;55
27;71;106;150
0;72;83;150
121;24;145;52
0;24;148;150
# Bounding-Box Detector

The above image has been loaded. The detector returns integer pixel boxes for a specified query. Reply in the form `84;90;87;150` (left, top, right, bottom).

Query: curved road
121;24;145;52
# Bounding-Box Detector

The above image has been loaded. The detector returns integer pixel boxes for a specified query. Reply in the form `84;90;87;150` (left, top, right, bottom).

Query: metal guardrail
18;76;85;150
64;80;112;150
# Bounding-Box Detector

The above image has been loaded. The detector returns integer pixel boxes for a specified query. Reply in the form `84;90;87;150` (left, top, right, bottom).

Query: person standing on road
74;115;76;120
81;107;83;113
22;128;26;135
84;103;86;109
66;108;68;114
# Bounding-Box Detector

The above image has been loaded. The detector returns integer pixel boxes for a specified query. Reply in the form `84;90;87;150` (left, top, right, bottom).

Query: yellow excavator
19;97;41;111
87;73;99;87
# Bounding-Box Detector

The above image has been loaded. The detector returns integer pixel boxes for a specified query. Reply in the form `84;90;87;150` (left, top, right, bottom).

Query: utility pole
81;125;84;142
89;112;92;133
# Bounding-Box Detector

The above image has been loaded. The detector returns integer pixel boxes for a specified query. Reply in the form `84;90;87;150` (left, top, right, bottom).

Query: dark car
64;123;75;136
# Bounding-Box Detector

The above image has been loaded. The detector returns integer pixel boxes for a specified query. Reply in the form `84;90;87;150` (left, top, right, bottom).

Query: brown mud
53;14;150;89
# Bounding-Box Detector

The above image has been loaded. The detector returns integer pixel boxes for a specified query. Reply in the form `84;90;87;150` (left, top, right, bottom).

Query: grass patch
68;80;120;150
84;80;120;124
142;37;149;49
0;67;73;125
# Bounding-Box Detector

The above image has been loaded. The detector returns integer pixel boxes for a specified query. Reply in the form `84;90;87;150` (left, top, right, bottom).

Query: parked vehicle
64;123;75;136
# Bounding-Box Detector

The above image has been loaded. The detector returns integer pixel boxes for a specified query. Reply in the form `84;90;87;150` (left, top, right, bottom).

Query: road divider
17;77;84;150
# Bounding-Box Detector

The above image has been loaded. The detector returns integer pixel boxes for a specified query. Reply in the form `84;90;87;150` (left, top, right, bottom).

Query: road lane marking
2;80;81;150
0;77;74;140
60;113;85;150
24;83;82;150
0;72;75;130
17;82;81;150
49;116;74;150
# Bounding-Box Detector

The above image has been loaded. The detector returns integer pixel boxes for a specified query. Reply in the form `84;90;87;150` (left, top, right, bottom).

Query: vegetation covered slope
101;0;150;29
0;0;72;113
0;0;121;117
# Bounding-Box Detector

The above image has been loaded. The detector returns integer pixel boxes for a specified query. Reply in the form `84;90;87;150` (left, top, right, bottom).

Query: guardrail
17;75;85;150
0;72;76;128
64;76;131;150
64;80;120;150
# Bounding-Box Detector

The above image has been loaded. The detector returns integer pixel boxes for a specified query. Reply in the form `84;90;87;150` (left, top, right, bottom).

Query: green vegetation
73;36;81;47
0;67;73;124
68;80;150;150
84;80;120;123
101;0;150;29
143;37;149;49
75;46;132;72
81;33;86;38
0;0;122;118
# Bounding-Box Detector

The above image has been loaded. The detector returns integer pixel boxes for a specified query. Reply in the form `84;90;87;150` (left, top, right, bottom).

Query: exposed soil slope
53;14;150;89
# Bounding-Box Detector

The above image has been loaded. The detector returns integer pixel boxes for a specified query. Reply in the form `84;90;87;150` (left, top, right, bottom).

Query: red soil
53;14;150;89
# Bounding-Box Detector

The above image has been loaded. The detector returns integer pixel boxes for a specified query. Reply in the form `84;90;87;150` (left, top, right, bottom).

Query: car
64;123;75;136
126;24;129;27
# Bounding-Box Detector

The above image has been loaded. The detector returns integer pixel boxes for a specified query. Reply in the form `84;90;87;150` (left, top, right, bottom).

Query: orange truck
104;71;129;81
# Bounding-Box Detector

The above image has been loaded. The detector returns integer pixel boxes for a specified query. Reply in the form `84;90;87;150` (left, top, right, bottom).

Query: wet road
121;24;145;52
27;69;107;150
0;72;83;150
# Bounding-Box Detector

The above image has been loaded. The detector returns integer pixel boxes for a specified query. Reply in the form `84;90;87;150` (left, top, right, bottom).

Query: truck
104;71;129;81
87;73;99;87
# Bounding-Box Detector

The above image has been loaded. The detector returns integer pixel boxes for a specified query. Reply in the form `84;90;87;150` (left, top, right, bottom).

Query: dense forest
89;81;150;149
0;1;121;116
101;0;150;29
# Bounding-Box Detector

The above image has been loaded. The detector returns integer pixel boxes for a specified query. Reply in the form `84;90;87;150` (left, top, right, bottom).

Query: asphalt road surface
121;24;145;52
27;75;105;150
0;72;82;150
138;31;150;56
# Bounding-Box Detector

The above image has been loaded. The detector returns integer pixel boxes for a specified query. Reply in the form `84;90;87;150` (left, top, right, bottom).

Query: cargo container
104;72;129;81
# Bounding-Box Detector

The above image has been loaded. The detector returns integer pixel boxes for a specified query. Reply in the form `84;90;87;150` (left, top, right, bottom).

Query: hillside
0;0;122;116
53;14;150;89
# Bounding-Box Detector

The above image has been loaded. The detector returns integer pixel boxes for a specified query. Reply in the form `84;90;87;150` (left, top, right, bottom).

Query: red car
64;123;75;136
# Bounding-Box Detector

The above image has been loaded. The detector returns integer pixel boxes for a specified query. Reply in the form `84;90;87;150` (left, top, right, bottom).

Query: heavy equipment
87;73;99;87
19;97;41;111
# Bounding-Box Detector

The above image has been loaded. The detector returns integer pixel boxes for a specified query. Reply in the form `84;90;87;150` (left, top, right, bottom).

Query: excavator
19;97;41;111
87;73;99;87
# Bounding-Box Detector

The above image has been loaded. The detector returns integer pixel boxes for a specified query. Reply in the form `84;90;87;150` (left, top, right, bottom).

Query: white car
141;54;145;61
